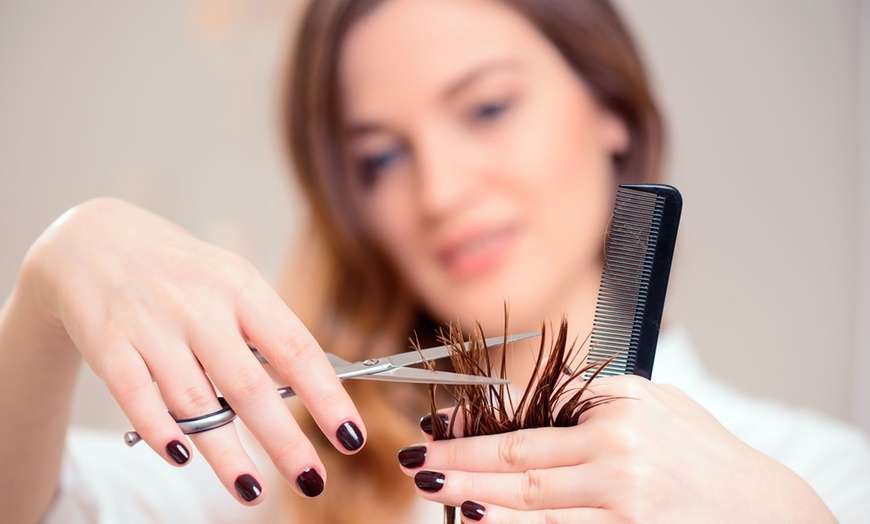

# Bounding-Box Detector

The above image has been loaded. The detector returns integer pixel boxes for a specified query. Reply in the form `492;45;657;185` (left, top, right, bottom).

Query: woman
1;0;867;522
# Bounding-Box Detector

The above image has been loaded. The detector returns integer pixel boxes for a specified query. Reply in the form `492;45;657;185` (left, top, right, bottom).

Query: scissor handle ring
175;397;237;435
123;398;238;447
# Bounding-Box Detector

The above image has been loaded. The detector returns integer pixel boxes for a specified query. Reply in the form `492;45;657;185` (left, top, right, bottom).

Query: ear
600;110;630;156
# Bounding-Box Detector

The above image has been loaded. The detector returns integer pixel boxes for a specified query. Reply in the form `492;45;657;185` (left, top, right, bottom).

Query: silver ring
123;398;238;447
174;397;237;434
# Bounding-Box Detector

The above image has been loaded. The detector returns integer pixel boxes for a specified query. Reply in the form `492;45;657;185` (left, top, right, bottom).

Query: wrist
17;232;75;351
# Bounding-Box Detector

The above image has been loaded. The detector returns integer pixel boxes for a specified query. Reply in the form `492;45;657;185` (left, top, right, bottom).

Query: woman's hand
398;375;835;523
20;197;364;503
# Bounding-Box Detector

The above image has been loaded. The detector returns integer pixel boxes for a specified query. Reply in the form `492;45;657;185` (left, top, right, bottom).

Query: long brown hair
279;1;663;522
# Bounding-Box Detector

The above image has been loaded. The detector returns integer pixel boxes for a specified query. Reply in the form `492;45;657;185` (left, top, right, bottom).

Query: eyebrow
440;57;522;101
345;58;522;138
346;121;386;138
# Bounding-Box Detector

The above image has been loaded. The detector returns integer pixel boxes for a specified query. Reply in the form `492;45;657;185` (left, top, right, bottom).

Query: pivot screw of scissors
363;358;379;366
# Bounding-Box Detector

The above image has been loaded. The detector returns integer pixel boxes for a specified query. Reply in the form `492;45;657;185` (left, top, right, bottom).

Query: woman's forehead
338;0;547;119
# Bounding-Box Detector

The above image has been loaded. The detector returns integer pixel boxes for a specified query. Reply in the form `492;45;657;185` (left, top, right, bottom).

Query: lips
437;224;517;278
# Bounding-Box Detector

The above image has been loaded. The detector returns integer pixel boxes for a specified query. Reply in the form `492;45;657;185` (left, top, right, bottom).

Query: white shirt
44;328;870;523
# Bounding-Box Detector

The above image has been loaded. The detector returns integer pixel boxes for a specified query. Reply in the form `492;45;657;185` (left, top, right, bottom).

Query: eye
469;98;512;124
357;145;405;188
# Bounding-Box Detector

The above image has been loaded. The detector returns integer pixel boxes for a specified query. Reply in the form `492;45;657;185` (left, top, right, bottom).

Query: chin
418;258;558;334
425;287;543;337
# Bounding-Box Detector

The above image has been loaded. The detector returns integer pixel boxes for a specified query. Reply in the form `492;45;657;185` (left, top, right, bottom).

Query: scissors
123;332;540;446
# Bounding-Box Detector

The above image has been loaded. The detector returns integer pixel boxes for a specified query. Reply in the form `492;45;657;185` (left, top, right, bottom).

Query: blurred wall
0;0;868;434
858;0;870;431
619;0;869;433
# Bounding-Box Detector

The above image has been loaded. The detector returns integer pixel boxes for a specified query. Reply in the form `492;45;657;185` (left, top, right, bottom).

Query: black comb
584;184;682;380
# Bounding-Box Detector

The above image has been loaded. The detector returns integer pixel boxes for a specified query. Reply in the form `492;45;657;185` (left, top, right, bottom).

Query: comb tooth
593;318;638;329
606;243;658;254
585;185;681;380
610;209;659;222
601;284;647;295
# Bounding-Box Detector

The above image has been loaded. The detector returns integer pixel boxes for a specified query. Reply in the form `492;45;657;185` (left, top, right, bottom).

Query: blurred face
339;0;629;333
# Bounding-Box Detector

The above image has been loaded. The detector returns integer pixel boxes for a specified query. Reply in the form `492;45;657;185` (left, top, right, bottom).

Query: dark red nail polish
166;440;190;465
461;500;486;521
414;470;446;493
398;445;427;469
419;413;449;435
297;468;324;497
336;421;364;451
234;474;262;502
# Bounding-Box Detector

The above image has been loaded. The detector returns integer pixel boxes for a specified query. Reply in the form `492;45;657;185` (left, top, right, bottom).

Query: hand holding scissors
124;332;539;446
17;199;539;504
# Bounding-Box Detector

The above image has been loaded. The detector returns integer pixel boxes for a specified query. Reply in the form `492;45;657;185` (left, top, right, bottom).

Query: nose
413;128;480;219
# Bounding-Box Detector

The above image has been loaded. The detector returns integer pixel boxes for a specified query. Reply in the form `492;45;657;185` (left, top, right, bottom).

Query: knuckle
519;469;544;510
313;387;349;415
218;253;258;290
438;439;460;469
537;509;560;524
111;375;153;407
618;500;653;524
269;329;318;372
172;382;218;418
270;435;306;466
134;412;166;439
498;429;529;469
601;422;642;455
223;365;271;404
206;442;239;473
618;374;651;398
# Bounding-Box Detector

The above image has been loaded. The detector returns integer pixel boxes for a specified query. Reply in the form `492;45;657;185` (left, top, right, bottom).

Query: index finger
404;426;590;475
236;280;366;455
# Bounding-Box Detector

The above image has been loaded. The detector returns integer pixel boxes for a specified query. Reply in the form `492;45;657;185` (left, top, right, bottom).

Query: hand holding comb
585;184;682;379
424;184;682;524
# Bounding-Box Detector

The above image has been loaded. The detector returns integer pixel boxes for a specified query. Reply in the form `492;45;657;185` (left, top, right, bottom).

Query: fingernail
460;500;486;520
296;468;325;497
398;445;427;469
419;413;449;435
414;470;446;493
234;474;262;502
461;500;486;521
166;440;190;465
336;421;364;451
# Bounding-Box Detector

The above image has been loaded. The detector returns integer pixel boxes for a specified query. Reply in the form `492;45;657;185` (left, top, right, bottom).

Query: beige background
1;0;868;435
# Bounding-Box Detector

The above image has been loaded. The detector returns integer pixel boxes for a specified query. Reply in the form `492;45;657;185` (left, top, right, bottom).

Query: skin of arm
0;248;81;523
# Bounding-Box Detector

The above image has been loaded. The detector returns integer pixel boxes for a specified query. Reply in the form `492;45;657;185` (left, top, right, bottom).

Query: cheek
505;90;616;224
497;91;617;314
359;181;426;278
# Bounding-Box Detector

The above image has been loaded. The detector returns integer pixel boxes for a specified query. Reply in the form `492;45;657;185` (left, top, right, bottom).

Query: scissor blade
353;366;510;385
326;353;352;368
331;332;541;380
385;332;541;369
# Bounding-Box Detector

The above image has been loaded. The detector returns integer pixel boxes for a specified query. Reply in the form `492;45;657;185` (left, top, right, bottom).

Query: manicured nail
166;440;190;465
234;474;262;502
419;413;449;435
336;421;364;451
398;445;427;469
296;468;325;497
461;500;486;521
414;470;446;493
